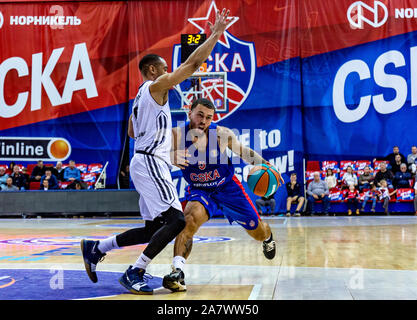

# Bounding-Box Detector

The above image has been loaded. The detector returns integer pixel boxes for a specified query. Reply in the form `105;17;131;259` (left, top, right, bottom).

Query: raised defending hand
207;8;231;35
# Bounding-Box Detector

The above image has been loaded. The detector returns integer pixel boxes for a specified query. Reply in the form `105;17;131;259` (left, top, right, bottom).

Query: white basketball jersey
132;80;172;166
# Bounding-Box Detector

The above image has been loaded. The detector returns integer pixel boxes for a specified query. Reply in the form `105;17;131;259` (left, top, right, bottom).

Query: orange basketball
247;164;281;197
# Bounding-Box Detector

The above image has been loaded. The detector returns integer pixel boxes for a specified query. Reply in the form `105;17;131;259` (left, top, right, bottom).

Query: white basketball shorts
130;153;182;221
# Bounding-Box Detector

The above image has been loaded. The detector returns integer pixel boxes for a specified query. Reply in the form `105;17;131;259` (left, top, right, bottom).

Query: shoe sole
162;276;187;292
80;240;98;283
118;277;153;295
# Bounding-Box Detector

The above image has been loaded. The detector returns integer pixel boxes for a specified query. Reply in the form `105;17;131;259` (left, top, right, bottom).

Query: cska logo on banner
172;1;256;123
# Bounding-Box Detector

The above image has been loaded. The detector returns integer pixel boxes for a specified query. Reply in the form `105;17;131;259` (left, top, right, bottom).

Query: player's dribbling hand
207;8;231;35
172;149;191;170
266;161;285;187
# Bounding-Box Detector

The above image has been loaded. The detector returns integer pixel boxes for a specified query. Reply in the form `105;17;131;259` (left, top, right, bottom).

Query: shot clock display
181;34;207;63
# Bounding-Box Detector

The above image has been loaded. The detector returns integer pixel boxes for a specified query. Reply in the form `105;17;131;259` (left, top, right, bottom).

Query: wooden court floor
1;216;417;300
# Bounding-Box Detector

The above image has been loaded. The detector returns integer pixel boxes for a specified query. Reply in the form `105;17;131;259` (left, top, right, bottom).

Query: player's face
154;58;168;79
189;104;215;133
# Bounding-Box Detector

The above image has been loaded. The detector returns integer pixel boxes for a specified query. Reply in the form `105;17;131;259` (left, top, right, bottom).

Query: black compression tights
115;206;185;260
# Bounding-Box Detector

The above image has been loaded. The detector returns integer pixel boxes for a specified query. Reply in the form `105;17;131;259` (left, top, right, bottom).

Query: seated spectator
64;160;81;182
306;172;330;215
414;180;417;216
30;160;46;182
6;161;16;174
10;165;27;190
390;154;405;174
68;180;87;190
119;164;130;189
344;184;360;215
407;145;417;174
0;167;9;188
1;177;19;191
324;168;337;190
361;184;380;213
375;162;394;188
40;179;50;190
358;166;374;192
256;193;276;216
285;172;304;217
40;168;59;190
374;146;406;169
54;161;65;181
378;179;397;215
393;164;412;189
21;167;30;189
341;166;358;190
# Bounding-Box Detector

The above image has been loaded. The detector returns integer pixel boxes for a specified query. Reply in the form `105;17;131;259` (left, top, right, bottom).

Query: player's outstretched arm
150;8;231;94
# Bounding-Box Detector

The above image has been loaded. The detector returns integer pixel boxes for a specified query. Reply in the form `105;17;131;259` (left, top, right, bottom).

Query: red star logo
188;1;239;49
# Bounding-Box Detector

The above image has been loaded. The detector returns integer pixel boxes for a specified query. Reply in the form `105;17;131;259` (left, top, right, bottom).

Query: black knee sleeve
161;206;186;234
143;206;185;259
115;217;164;247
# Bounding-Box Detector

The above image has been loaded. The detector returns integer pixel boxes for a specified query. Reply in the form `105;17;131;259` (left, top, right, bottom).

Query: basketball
247;164;281;197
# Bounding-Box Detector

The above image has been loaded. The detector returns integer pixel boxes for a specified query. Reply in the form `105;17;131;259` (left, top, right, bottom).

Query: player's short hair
190;98;216;111
290;172;297;177
138;54;163;75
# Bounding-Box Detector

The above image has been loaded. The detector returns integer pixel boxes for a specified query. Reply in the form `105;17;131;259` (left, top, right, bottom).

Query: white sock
133;253;152;270
173;255;186;270
97;235;119;253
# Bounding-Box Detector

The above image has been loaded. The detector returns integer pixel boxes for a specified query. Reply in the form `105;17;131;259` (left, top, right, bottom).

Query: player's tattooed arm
217;126;267;165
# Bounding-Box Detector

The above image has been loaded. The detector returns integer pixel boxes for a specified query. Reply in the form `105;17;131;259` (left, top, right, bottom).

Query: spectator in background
1;177;19;191
40;179;50;191
285;172;304;217
375;161;394;188
21;167;30;189
358;166;374;192
414;180;417;216
64;160;81;182
54;161;65;181
306;172;330;215
341;166;358;190
393;163;412;189
378;179;397;215
0;167;9;188
374;146;406;169
6;162;16;175
325;168;337;190
345;184;360;215
390;154;405;174
40;168;59;190
407;146;417;174
361;184;379;213
30;160;46;182
10;165;27;190
119;164;130;189
256;193;276;216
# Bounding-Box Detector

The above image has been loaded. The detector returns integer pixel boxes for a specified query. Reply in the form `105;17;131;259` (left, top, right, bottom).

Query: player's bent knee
162;206;186;233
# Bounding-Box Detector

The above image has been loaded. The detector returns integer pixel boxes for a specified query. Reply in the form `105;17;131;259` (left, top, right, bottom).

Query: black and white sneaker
80;239;106;283
163;266;187;292
119;266;153;295
262;236;276;260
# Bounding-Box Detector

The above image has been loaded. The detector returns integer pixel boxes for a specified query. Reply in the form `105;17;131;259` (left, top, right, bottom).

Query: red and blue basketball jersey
180;122;260;230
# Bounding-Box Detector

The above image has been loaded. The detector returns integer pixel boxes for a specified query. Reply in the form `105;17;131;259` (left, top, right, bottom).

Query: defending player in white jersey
80;8;232;295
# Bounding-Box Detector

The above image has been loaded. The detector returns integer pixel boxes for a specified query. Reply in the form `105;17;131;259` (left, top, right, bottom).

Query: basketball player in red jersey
163;98;284;292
